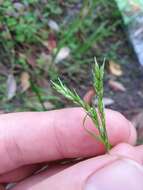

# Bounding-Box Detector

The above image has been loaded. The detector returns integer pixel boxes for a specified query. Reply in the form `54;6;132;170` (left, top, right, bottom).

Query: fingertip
109;143;142;164
105;109;137;146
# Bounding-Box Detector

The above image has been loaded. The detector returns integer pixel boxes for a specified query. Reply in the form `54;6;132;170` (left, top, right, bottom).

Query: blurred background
0;0;143;141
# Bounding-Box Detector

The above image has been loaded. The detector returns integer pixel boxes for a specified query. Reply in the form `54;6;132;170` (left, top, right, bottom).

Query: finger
0;108;136;174
3;143;142;184
1;162;71;184
135;145;143;163
0;164;43;183
0;185;4;190
110;143;143;164
5;164;70;190
0;158;77;183
9;164;71;186
11;144;143;190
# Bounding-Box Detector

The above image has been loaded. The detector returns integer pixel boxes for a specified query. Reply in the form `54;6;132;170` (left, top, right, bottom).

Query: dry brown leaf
20;72;30;92
27;55;36;67
108;80;126;92
109;60;123;76
83;88;95;105
42;41;49;49
42;33;57;53
48;33;57;53
7;74;17;100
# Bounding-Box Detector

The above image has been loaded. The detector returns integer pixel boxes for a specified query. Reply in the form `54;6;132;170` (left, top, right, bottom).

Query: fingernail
85;159;143;190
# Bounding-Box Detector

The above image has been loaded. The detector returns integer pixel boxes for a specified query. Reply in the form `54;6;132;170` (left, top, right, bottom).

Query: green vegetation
52;59;111;151
0;0;123;112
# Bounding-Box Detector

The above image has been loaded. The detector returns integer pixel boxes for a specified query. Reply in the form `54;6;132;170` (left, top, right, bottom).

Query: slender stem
52;58;111;152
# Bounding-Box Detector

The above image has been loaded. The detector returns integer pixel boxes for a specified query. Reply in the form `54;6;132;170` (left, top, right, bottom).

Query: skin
0;108;142;189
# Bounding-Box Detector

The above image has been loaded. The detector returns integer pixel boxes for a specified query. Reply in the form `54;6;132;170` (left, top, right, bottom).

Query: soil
103;37;143;120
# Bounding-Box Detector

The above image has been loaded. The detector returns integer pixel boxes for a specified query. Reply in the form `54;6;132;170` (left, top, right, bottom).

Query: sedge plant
52;58;111;152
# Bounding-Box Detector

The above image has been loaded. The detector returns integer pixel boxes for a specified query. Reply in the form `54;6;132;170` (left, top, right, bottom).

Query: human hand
0;108;142;190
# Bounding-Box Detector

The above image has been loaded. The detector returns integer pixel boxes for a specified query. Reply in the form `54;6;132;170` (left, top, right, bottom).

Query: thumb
85;143;143;190
85;158;143;190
